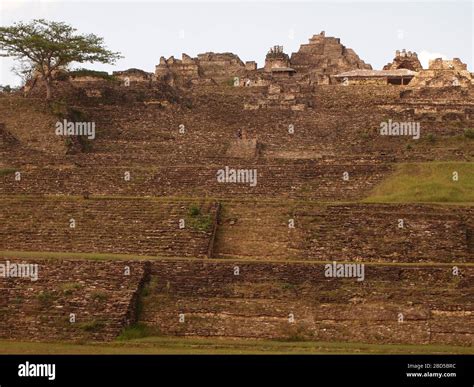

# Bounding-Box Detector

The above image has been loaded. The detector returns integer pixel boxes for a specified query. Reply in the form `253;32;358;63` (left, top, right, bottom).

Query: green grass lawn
0;168;16;176
0;337;472;355
365;162;474;203
2;250;472;266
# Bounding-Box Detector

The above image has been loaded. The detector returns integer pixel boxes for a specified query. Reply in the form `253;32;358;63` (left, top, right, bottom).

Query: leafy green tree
0;19;122;99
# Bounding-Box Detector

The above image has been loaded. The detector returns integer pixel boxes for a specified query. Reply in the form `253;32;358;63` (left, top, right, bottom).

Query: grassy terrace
1;162;473;205
0;337;472;355
2;250;473;266
365;162;474;203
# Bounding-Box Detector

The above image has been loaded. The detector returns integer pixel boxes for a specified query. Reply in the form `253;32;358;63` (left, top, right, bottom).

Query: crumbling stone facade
0;197;219;258
155;54;201;86
197;52;246;83
153;32;373;89
0;259;149;342
245;61;257;71
155;52;246;86
113;68;154;85
383;49;423;72
333;69;417;86
289;31;372;84
410;58;473;87
264;45;292;72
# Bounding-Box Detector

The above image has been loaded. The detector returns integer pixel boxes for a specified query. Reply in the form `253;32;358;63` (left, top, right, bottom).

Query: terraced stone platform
0;82;473;351
215;202;474;263
0;256;471;346
140;259;473;346
0;258;148;341
0;163;392;201
0;197;218;258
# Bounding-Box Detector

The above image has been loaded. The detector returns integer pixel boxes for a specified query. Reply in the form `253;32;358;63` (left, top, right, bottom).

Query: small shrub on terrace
61;282;83;295
78;320;105;332
90;290;108;302
464;128;474;139
37;291;55;306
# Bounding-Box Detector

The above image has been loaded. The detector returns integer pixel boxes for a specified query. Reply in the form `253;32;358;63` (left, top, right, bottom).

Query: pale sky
0;0;472;86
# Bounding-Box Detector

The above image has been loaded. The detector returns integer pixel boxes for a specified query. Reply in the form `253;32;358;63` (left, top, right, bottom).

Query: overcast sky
0;0;472;86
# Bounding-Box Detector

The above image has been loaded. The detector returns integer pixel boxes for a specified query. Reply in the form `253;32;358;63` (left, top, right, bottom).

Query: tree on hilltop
0;19;122;99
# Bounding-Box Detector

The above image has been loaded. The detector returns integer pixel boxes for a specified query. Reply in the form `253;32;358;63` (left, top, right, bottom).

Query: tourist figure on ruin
236;129;242;139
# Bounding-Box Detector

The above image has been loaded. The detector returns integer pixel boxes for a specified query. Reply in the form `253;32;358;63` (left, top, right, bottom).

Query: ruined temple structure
410;58;474;87
155;52;247;86
333;69;417;85
154;31;373;87
112;68;154;85
264;46;296;79
155;54;201;86
15;31;474;118
197;52;247;83
383;49;423;72
64;31;474;93
38;32;473;94
226;128;260;158
245;61;257;71
289;31;372;84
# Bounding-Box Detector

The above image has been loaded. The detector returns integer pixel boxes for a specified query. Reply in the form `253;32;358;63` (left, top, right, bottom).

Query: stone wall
155;55;201;86
0;163;392;201
2;257;471;345
197;52;246;83
0;258;148;342
429;58;468;71
139;259;473;345
4;83;471;171
0;198;218;258
294;204;473;263
155;52;246;86
214;202;474;263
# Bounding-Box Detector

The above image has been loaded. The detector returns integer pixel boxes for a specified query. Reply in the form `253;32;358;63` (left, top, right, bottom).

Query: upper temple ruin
153;31;376;87
130;31;474;93
145;31;473;112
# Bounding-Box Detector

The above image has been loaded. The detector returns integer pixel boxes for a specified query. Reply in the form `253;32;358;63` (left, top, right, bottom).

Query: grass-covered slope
364;162;474;203
0;337;472;355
